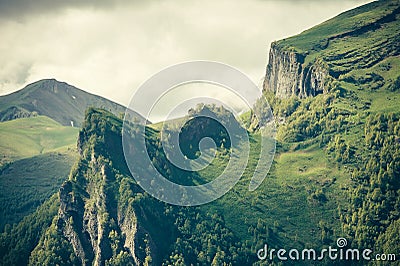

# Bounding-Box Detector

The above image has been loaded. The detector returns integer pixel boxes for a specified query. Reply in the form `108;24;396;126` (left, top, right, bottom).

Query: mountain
257;0;400;262
0;107;351;265
0;78;147;226
0;79;146;231
0;79;146;127
263;0;400;99
1;1;400;265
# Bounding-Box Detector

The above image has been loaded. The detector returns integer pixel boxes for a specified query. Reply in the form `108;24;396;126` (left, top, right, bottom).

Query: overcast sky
0;0;371;121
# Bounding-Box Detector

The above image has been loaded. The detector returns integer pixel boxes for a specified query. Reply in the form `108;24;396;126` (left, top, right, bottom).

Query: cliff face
263;43;328;98
56;109;158;266
263;1;400;99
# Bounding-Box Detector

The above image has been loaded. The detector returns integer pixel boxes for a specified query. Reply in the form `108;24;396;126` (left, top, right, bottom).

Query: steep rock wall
263;43;328;98
56;110;158;266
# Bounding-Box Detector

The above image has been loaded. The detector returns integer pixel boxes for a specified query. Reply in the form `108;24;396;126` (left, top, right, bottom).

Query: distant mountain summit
0;79;145;127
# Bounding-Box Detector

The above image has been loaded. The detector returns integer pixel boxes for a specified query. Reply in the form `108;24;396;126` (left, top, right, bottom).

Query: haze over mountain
0;0;370;106
0;79;146;127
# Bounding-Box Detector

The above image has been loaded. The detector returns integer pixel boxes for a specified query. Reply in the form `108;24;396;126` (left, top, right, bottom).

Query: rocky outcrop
263;3;400;99
119;203;158;266
263;43;328;98
0;106;35;121
56;109;158;265
58;180;94;265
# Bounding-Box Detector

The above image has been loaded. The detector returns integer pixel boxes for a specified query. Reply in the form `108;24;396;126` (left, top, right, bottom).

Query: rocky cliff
55;108;158;266
263;0;400;99
263;43;328;98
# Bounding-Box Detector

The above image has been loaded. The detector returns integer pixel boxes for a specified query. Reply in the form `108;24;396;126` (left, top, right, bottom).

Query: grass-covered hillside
259;0;400;263
0;107;355;265
276;0;400;92
0;116;78;165
0;116;79;230
0;1;399;265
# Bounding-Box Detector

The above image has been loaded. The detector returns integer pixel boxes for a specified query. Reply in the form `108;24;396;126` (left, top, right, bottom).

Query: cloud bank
0;0;371;120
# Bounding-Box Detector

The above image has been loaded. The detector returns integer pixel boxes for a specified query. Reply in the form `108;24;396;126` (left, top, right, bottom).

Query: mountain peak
0;79;145;127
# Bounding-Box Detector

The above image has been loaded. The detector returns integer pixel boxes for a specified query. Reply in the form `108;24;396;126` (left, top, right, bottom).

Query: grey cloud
0;0;372;111
15;62;32;84
0;0;139;21
262;0;371;1
0;62;32;94
0;0;371;20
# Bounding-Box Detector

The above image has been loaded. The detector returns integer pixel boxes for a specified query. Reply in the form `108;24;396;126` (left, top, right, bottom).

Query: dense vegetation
0;194;60;266
340;113;400;257
0;150;77;230
0;105;351;265
257;0;400;262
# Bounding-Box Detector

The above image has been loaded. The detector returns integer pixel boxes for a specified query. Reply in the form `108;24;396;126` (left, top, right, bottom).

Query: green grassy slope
0;116;79;230
275;0;400;100
0;116;78;166
0;78;145;127
202;138;350;250
0;150;77;230
263;0;400;262
277;1;399;53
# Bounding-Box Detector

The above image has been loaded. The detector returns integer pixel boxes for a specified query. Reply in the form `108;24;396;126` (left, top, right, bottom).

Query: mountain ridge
263;0;400;99
0;106;352;265
0;79;146;127
1;1;400;265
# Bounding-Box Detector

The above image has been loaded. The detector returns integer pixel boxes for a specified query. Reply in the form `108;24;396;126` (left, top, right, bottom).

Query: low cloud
0;0;122;20
0;0;372;118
